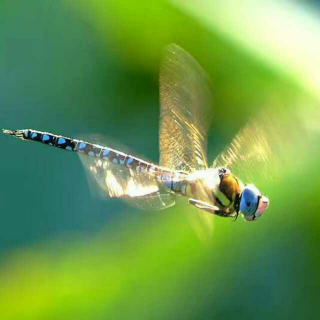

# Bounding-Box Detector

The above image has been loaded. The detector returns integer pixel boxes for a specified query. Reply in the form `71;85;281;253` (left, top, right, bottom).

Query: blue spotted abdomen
159;172;187;195
8;129;179;177
4;128;189;195
21;129;156;169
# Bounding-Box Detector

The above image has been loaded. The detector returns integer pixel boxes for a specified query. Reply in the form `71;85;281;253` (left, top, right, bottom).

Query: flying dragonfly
3;44;269;222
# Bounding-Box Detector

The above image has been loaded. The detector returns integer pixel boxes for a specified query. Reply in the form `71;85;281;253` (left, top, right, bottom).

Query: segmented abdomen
8;128;188;194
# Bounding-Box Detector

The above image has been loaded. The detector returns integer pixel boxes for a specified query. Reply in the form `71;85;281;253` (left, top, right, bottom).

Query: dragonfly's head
239;184;269;221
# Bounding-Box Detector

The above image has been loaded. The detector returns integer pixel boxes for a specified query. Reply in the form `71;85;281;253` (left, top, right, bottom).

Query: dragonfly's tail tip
3;129;14;135
2;128;25;139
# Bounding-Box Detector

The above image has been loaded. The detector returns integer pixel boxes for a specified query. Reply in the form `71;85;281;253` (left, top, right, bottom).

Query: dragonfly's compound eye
240;185;269;221
242;197;269;222
240;184;269;217
240;184;260;216
243;214;256;222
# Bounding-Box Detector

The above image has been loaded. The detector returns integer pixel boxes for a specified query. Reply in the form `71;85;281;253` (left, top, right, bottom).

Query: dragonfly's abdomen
3;129;186;183
157;171;188;195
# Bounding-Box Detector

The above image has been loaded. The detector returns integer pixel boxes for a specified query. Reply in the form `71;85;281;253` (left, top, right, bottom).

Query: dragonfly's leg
204;207;234;218
213;210;234;218
188;198;235;218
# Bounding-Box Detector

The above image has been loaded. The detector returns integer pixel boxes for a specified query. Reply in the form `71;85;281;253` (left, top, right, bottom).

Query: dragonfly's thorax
184;168;242;212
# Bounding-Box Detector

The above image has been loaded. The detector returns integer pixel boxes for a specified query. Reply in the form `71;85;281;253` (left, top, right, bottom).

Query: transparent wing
213;107;313;183
187;208;214;244
159;44;213;172
78;135;175;211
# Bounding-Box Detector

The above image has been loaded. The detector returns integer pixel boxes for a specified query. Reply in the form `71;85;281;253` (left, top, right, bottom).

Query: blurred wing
187;209;214;244
213;107;312;183
78;136;175;211
159;44;213;172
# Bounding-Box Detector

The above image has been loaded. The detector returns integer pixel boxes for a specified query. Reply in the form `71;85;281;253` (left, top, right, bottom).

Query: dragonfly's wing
159;44;213;172
78;135;175;211
188;209;214;244
213;107;312;183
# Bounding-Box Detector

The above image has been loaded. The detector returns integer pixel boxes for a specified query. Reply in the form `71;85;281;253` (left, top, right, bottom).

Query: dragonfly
3;44;269;222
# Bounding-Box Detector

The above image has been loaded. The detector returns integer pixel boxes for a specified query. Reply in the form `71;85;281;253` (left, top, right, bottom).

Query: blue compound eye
240;185;260;216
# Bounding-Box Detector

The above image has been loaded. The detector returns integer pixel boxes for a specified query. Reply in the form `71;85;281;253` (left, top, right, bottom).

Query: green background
1;1;320;319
